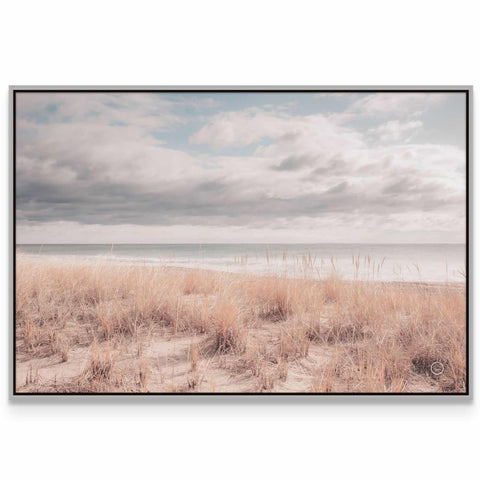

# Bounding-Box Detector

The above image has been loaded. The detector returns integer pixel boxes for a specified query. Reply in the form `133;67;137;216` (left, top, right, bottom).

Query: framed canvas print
11;86;470;395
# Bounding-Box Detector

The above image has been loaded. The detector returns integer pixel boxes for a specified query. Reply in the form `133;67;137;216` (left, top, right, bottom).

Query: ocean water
16;243;466;283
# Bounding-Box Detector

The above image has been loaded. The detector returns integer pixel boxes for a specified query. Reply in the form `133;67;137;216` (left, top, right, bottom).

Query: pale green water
16;243;466;283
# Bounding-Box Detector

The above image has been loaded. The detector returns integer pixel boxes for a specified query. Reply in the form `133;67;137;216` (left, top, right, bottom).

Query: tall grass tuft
207;298;246;353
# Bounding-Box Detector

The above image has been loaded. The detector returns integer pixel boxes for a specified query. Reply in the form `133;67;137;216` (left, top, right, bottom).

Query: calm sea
16;243;466;283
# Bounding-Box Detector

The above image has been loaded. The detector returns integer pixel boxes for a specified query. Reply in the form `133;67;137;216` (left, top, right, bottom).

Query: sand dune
15;257;467;393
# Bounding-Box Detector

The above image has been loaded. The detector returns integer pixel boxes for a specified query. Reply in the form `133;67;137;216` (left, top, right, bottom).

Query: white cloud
17;92;183;130
348;92;446;116
189;109;290;148
190;109;365;157
368;120;423;142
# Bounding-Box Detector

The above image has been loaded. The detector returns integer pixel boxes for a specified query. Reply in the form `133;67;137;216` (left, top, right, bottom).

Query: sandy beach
15;256;467;393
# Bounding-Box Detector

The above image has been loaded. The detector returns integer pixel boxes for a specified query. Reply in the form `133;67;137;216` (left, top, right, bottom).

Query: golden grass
207;298;246;353
84;338;115;382
15;256;467;393
247;276;291;321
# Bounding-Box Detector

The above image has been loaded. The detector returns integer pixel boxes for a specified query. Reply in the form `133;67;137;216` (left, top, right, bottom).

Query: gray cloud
270;154;318;171
309;155;349;177
16;170;463;229
326;181;349;194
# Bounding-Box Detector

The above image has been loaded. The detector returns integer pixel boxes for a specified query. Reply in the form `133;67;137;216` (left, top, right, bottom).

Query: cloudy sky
16;91;466;244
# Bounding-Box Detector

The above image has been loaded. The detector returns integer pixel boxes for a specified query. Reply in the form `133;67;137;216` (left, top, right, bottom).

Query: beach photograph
14;89;468;394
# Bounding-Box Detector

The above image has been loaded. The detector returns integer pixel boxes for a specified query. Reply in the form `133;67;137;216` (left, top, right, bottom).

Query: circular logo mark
430;361;444;376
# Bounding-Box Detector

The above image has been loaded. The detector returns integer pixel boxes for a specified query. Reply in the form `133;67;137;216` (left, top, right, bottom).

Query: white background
1;1;477;479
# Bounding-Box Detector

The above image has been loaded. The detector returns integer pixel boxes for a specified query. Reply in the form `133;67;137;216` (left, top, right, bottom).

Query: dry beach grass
15;256;467;393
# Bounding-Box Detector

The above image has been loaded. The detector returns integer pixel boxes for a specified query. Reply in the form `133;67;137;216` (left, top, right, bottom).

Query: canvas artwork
13;88;469;395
